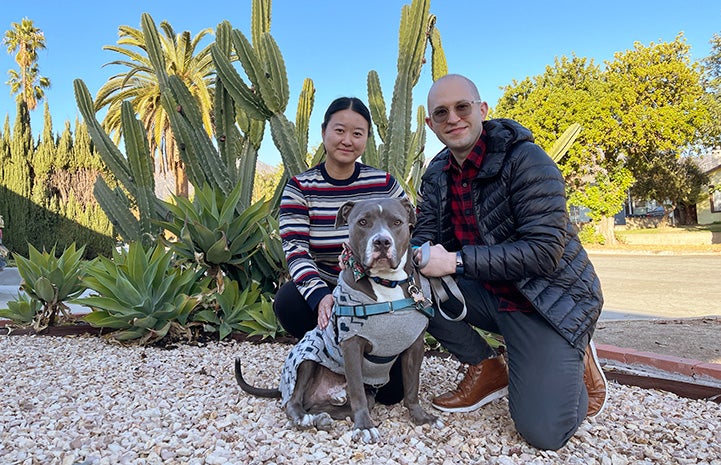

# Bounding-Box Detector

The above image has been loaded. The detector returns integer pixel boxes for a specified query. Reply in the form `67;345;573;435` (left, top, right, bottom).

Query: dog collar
368;274;414;288
340;243;415;288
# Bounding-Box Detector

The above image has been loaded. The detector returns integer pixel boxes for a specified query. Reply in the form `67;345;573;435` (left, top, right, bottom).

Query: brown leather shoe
432;355;509;413
584;340;608;418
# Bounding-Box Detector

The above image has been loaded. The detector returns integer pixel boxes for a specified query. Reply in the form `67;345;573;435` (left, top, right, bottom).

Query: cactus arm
121;101;156;240
231;29;280;113
398;0;429;88
236;140;259;210
367;71;389;145
210;44;271;120
549;123;582;163
308;143;325;169
213;21;242;182
385;0;430;180
260;33;289;113
93;177;141;243
159;92;208;190
269;113;305;178
163;76;233;195
251;0;271;47
215;77;242;182
427;16;448;81
404;105;427;180
140;13;170;91
74;79;136;197
294;78;315;157
362;131;381;170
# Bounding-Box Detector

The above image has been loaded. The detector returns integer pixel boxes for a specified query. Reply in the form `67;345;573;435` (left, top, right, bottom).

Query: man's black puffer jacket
412;118;603;348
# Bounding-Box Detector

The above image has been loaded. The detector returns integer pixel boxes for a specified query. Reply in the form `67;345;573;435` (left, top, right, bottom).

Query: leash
414;242;468;322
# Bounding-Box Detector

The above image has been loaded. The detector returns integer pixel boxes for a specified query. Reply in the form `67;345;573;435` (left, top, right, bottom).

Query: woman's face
321;109;369;168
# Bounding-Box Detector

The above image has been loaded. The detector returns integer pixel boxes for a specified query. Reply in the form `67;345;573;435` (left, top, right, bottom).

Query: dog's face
336;198;416;273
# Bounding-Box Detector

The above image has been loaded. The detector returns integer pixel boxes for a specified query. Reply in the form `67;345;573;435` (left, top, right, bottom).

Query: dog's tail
234;357;281;398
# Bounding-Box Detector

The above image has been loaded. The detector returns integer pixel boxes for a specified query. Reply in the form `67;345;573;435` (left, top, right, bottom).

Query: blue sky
1;0;720;166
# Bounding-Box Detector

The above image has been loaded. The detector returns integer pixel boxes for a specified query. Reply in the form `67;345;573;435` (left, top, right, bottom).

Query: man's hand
317;294;334;329
416;244;457;277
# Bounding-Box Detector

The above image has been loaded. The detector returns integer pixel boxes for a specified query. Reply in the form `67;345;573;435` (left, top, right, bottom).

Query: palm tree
95;20;215;197
3;18;51;111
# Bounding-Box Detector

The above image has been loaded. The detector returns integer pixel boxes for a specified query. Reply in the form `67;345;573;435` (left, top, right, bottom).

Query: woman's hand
317;294;335;329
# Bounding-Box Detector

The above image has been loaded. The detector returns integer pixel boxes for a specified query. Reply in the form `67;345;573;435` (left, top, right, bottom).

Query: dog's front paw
294;412;333;430
408;406;443;428
352;427;381;444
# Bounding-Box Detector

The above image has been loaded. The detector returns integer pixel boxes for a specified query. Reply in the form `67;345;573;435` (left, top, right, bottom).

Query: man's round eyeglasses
430;100;482;124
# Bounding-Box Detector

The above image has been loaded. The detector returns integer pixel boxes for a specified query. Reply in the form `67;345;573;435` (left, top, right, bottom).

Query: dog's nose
373;236;392;250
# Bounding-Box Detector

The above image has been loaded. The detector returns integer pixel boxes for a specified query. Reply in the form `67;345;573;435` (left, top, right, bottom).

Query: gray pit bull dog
235;197;442;443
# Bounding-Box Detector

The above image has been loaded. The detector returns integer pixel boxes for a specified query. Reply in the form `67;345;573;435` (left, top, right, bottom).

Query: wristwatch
455;251;464;275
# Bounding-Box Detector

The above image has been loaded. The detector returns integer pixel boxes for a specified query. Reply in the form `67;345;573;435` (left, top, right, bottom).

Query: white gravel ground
1;334;719;465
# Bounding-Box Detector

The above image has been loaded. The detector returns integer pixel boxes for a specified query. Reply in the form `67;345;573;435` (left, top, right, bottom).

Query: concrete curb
596;343;721;402
596;343;721;382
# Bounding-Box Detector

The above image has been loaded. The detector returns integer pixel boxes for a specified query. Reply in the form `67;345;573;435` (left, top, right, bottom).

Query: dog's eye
393;219;402;226
358;218;367;226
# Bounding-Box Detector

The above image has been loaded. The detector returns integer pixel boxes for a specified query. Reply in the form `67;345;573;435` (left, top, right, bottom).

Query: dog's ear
400;197;416;227
336;201;356;228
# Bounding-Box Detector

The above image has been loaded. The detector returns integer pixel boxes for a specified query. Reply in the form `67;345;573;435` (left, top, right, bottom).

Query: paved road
2;253;720;320
588;253;721;321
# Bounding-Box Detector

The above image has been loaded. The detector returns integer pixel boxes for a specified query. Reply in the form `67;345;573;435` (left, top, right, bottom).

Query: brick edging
596;343;721;382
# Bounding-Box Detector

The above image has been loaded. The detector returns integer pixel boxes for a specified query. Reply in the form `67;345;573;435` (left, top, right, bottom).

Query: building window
711;185;721;213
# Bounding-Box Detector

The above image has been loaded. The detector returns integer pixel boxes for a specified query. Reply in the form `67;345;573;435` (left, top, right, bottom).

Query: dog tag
408;284;434;316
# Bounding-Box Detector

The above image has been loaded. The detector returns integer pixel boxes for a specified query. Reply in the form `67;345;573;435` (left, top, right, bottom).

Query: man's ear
480;101;489;120
425;116;433;131
401;198;416;227
335;201;356;228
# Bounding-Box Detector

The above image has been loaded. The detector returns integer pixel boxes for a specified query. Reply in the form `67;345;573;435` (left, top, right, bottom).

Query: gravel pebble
1;334;719;464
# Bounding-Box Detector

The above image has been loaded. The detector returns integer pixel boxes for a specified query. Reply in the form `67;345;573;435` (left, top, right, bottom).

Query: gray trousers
428;277;588;451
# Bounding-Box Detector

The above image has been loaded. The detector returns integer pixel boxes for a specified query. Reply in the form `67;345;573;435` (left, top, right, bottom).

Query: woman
274;97;406;404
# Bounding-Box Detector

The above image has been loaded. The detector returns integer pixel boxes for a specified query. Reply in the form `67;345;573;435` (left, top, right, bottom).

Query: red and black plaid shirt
445;135;534;312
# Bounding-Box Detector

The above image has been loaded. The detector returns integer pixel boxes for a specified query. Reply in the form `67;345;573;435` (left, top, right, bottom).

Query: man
413;74;607;450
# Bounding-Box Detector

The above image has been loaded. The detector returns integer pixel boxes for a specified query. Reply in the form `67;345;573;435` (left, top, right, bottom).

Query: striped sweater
279;162;406;310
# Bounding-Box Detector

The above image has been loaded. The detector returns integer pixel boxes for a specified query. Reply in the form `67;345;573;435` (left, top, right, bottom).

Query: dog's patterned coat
278;277;428;407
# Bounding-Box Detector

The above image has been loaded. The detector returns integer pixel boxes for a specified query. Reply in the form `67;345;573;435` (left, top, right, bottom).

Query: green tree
32;102;55;204
3;18;50;111
496;36;711;239
598;35;711;228
495;55;634;243
5;101;33;255
0;116;10;188
95;20;215;197
701;32;721;146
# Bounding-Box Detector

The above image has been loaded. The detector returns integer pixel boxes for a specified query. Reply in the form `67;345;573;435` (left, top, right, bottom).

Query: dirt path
593;317;721;364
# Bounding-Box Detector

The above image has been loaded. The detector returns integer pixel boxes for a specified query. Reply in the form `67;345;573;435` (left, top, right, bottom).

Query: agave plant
192;277;279;340
0;292;43;327
75;242;204;345
157;181;285;293
11;243;87;331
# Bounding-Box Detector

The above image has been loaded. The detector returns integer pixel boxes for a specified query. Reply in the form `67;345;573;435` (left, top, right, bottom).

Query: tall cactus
76;1;314;246
366;0;447;202
211;24;314;182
